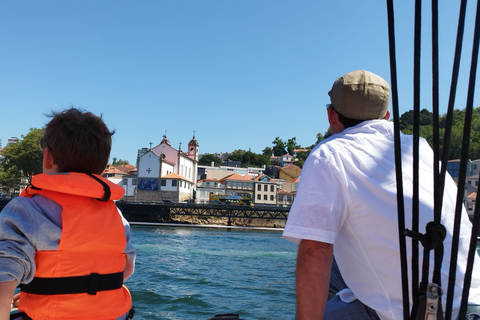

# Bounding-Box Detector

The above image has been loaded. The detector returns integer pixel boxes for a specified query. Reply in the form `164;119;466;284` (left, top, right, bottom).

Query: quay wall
0;198;288;228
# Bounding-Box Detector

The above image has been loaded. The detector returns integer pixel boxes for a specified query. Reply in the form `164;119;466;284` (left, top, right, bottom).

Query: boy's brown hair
41;108;114;174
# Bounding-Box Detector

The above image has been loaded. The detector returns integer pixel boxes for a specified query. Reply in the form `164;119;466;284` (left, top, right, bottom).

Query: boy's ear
43;147;59;173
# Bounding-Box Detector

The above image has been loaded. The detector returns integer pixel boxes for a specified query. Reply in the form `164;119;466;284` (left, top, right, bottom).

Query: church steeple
187;132;199;161
160;131;171;146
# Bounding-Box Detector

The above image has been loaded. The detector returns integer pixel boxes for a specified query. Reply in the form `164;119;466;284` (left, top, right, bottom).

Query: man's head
41;107;114;175
328;70;390;121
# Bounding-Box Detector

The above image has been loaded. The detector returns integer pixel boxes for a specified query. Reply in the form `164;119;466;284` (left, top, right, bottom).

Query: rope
458;1;480;318
443;0;469;317
411;1;422;317
385;1;411;318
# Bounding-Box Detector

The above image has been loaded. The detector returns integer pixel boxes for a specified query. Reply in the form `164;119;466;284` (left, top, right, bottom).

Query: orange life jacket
18;172;132;320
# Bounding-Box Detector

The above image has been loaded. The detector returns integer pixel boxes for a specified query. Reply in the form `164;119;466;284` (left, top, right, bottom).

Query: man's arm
296;239;333;320
0;280;17;320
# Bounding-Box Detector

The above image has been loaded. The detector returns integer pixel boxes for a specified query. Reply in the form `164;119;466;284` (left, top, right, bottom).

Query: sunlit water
126;225;299;320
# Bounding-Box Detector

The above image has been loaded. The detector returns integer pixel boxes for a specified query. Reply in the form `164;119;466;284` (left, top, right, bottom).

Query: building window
270;195;274;201
270;185;274;192
278;195;284;201
161;180;166;186
257;194;261;200
264;185;268;192
257;185;261;191
264;195;267;200
132;178;136;185
172;180;177;187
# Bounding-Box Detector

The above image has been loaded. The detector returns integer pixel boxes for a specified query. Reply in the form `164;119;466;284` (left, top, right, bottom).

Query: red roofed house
224;173;254;200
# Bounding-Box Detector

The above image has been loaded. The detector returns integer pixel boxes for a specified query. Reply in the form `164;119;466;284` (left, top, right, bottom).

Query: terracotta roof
224;173;253;181
294;148;310;152
161;173;191;182
198;178;222;183
287;176;300;183
103;167;127;175
282;163;301;170
277;189;296;195
116;164;137;173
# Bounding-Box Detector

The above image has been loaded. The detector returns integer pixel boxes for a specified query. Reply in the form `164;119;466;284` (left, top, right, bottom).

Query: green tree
286;137;300;155
0;128;44;192
199;154;223;166
262;147;273;156
272;137;286;156
112;158;129;166
227;149;270;168
228;149;245;162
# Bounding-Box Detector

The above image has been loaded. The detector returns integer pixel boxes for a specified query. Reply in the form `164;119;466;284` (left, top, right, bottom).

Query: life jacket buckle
88;273;100;295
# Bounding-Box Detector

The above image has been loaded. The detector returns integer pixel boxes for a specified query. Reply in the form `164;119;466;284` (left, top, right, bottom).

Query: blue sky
1;1;478;165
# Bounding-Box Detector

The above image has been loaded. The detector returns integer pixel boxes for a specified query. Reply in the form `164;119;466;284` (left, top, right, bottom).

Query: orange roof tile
161;173;190;182
224;173;253;181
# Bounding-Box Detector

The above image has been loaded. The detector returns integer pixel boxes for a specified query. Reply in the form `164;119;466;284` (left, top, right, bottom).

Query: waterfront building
224;173;254;199
136;134;198;202
196;178;226;204
122;175;137;198
197;163;265;181
277;176;299;206
253;174;277;206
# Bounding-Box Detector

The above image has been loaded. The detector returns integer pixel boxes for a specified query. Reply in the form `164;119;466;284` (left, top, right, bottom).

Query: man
283;70;480;319
0;108;135;320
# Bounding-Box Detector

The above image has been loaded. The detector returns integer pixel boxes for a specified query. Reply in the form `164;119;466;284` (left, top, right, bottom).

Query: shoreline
129;221;285;232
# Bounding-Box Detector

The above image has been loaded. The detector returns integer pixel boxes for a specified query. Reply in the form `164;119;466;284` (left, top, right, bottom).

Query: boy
0;108;135;320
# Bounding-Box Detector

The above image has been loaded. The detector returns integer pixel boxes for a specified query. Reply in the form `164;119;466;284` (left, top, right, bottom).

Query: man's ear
327;106;338;126
384;110;391;120
327;107;345;134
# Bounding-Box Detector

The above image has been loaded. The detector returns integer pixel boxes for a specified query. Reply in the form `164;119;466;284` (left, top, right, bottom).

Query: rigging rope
386;0;480;319
385;1;411;318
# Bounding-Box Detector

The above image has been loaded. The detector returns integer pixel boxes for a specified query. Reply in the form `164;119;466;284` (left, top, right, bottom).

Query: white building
5;137;19;147
254;174;277;206
196;178;226;204
136;134;198;202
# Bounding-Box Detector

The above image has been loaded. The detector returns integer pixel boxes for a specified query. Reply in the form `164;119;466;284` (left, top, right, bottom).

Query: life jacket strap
20;271;123;295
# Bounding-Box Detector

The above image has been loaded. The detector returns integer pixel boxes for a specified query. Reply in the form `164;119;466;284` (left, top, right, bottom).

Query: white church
136;133;199;202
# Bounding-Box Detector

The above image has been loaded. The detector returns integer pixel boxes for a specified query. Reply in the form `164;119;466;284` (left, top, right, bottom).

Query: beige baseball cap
328;70;390;120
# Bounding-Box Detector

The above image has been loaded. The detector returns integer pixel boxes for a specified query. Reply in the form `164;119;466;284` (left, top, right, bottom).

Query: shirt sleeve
283;154;347;244
118;208;136;281
0;198;39;284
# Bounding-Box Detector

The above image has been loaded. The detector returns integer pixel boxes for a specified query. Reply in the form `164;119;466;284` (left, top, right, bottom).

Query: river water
126;225;299;320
